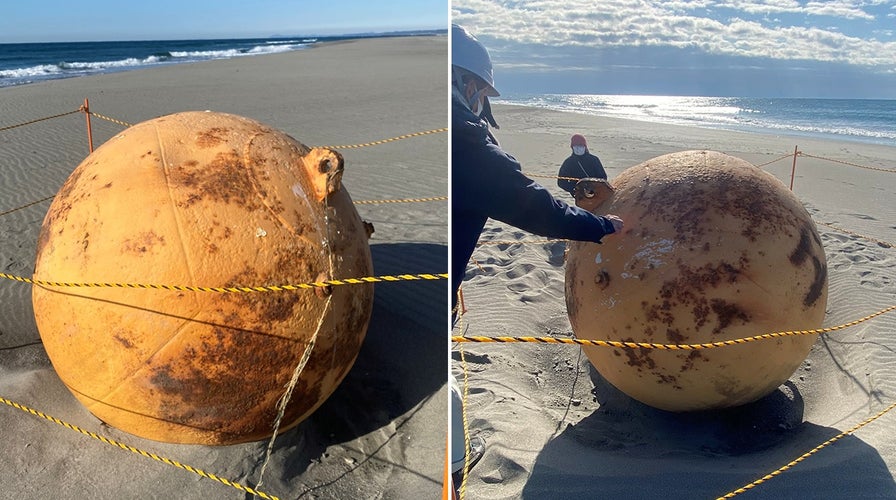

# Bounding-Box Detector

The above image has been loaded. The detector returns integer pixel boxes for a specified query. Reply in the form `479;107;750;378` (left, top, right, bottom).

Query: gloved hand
604;214;624;233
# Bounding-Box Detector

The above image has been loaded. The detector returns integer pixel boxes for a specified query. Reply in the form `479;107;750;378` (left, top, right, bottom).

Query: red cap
571;134;587;147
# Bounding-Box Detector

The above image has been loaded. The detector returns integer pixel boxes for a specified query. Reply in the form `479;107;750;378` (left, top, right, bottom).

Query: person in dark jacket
451;25;623;309
557;134;608;195
449;24;624;489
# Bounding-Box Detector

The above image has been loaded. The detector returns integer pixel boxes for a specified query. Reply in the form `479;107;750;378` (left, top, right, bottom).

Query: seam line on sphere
156;123;199;290
146;123;207;370
91;305;208;405
243;131;297;235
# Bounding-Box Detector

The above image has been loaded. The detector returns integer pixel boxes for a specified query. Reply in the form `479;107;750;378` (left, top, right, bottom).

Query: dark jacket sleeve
466;143;616;243
557;157;577;195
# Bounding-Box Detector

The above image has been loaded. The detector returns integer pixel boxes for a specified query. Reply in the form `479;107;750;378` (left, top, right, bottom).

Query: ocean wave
169;43;306;60
266;39;315;45
0;64;62;79
499;94;896;146
58;56;158;70
1;54;178;81
736;117;896;141
0;42;308;88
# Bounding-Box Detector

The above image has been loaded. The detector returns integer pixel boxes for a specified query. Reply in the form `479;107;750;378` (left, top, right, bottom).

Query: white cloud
718;0;876;20
452;0;896;67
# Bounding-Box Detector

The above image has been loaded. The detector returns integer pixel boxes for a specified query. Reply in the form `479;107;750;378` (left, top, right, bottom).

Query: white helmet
452;24;499;96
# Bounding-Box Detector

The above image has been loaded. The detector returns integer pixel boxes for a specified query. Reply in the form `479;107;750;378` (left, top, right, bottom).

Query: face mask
572;146;586;156
467;86;487;116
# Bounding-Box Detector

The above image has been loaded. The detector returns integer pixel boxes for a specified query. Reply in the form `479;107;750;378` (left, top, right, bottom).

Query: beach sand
453;103;896;499
0;36;447;499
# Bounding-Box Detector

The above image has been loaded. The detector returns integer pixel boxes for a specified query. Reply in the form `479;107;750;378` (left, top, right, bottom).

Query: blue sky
1;0;448;43
453;0;896;98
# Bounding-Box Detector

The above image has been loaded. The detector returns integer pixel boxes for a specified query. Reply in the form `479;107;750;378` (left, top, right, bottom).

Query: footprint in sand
543;241;567;267
479;456;528;485
847;213;878;221
504;262;536;280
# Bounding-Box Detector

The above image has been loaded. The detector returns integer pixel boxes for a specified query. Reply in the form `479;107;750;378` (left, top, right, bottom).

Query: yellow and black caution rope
1;272;447;293
316;128;447;149
86;110;133;128
817;221;893;248
0;108;82;132
718;400;896;499
86;109;447;150
452;304;895;350
0;395;280;500
799;152;895;174
354;196;447;205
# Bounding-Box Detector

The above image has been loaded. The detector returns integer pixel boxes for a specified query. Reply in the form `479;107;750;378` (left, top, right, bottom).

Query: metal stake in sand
81;98;94;153
790;145;799;190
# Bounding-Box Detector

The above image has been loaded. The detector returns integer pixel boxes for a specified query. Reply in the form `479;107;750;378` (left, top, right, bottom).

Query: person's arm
472;144;617;243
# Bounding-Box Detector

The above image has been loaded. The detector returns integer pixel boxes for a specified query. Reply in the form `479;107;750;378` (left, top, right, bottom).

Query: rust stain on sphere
565;150;827;412
32;111;374;444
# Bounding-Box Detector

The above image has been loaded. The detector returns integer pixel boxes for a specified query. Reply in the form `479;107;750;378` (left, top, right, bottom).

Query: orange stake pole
443;433;457;500
789;145;798;191
82;98;94;153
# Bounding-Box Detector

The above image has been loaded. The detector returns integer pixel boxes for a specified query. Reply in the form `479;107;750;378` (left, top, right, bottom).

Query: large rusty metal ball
566;150;827;412
33;111;373;443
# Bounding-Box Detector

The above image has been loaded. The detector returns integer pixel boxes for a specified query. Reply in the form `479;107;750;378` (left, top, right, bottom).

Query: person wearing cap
450;23;624;488
452;23;623;306
557;134;608;195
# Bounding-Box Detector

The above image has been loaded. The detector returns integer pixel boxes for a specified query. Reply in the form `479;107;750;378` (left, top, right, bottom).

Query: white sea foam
498;94;896;145
169;43;305;60
0;41;308;88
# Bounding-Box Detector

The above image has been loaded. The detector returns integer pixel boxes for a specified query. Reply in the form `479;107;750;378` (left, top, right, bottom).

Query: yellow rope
87;111;447;150
0;395;280;500
0;109;81;132
0;195;56;218
353;196;447;205
451;305;895;350
523;172;579;181
718;400;896;499
752;153;795;169
86;111;133;128
477;238;564;246
315;127;447;149
799;152;895;173
459;347;471;500
2;272;447;293
817;221;893;248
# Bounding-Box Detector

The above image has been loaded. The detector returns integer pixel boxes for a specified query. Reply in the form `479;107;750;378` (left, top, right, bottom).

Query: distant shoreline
0;29;447;45
0;31;446;89
493;97;896;147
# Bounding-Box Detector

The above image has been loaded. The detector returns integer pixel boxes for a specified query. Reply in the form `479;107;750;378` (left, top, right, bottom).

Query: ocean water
0;31;444;89
498;94;896;146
